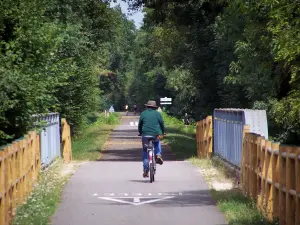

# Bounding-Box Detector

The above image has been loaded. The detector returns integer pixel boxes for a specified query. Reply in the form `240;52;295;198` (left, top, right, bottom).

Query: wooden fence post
207;116;213;158
296;148;300;225
257;136;265;211
271;142;280;220
196;121;200;158
0;149;5;225
62;119;72;163
286;147;297;225
241;125;250;194
279;146;287;225
195;116;213;159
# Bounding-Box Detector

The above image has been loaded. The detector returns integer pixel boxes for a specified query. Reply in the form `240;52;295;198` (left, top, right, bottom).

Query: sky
110;0;145;29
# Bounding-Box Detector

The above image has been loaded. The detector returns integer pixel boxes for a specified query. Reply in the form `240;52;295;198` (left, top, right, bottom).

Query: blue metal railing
33;113;61;168
213;109;268;168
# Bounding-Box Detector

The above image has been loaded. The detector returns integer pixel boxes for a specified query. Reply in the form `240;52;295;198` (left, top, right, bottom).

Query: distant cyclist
133;104;137;115
184;113;190;128
125;104;128;116
138;100;165;177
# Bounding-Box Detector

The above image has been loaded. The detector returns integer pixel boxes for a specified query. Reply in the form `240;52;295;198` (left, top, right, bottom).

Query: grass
162;112;277;225
72;112;120;161
161;112;197;159
12;160;71;225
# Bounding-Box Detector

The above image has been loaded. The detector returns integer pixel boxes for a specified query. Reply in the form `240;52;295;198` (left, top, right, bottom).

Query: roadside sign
109;106;115;113
160;97;172;105
160;97;172;102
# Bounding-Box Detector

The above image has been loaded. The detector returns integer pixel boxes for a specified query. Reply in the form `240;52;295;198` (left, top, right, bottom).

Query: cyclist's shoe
156;155;163;165
143;170;149;177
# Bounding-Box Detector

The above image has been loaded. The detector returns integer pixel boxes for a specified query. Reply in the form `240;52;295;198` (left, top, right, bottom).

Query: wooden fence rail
0;131;41;225
196;116;213;158
242;131;300;225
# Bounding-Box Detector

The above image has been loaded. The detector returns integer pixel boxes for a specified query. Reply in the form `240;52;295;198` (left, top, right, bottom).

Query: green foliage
2;0;300;145
125;0;300;144
0;0;135;144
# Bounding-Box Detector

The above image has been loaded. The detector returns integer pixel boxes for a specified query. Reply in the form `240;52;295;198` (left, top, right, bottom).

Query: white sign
160;97;172;105
109;105;115;113
160;97;172;102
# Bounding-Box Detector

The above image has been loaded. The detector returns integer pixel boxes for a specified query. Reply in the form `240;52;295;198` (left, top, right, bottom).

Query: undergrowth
72;112;120;161
12;160;70;225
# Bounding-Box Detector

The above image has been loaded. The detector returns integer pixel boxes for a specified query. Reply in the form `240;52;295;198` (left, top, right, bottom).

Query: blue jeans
142;136;162;171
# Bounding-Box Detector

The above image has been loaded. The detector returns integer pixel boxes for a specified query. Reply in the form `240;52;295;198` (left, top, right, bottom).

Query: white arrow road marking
100;192;188;197
136;197;174;205
98;196;174;206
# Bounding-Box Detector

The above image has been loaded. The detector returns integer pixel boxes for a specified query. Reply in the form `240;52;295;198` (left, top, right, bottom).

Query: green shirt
138;109;165;136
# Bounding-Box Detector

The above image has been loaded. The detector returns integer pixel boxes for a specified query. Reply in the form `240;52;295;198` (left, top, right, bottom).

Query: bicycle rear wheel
150;165;154;183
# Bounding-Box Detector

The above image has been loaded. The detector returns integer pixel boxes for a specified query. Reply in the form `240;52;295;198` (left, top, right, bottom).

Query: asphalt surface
51;114;228;225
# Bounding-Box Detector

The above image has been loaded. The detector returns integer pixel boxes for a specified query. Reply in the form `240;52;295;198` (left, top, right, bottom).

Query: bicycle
139;134;165;183
144;136;157;183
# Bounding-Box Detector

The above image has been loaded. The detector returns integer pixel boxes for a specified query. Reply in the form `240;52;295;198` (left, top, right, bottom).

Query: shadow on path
98;148;176;162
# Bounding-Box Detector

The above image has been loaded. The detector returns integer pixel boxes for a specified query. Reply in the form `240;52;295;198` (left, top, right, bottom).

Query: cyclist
138;100;165;177
184;113;190;128
125;104;128;116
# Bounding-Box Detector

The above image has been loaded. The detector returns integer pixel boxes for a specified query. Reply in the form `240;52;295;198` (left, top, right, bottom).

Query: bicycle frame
147;140;156;183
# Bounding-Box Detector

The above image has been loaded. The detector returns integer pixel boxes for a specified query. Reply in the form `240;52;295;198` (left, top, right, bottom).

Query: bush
95;113;120;126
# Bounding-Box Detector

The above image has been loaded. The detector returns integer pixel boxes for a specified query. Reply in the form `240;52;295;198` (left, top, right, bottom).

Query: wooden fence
196;116;213;158
61;119;72;163
0;131;41;225
242;131;300;225
0;118;72;225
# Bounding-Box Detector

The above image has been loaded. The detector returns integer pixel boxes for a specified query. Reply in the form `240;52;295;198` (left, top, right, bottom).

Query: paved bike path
51;116;227;225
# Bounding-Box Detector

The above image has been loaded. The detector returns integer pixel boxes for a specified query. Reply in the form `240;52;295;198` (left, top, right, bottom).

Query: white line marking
98;196;174;206
99;197;136;205
100;192;189;197
93;193;98;196
133;197;140;203
136;197;174;205
131;193;142;196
